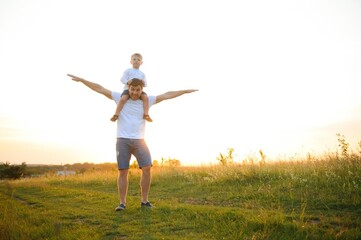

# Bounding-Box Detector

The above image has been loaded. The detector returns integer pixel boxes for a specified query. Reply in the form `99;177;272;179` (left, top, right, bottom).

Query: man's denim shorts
116;138;152;169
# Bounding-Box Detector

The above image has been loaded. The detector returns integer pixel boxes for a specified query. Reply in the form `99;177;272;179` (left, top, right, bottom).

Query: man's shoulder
149;95;156;105
111;92;121;102
111;92;156;105
126;96;156;106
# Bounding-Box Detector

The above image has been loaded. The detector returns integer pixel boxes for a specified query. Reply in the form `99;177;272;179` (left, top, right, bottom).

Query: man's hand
184;89;198;94
155;89;199;104
67;74;83;82
66;73;113;99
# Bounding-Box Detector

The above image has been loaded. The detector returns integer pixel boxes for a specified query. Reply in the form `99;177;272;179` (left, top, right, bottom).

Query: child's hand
110;115;118;122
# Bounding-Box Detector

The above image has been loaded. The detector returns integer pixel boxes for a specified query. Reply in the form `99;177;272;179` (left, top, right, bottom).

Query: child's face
130;55;143;69
128;85;143;100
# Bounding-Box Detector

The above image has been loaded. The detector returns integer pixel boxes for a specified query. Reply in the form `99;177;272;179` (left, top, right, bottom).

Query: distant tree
0;162;27;180
164;158;181;167
159;157;181;167
152;160;159;167
130;160;139;169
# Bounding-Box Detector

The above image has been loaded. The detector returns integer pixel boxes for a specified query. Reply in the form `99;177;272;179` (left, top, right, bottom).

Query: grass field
1;154;361;239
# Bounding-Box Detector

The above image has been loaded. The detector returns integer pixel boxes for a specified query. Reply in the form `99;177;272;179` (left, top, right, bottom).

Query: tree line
0;162;118;180
0;158;182;180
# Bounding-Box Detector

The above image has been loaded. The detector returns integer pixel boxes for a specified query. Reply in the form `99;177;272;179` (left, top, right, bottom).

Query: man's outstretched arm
67;74;112;100
155;89;198;104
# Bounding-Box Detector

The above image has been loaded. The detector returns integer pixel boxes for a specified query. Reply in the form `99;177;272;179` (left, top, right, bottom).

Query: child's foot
110;115;118;122
143;115;153;122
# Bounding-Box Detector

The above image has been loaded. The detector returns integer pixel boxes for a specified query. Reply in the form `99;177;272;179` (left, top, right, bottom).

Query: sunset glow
1;0;360;166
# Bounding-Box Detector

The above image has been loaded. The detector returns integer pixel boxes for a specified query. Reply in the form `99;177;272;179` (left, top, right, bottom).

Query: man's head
130;53;143;69
128;78;144;100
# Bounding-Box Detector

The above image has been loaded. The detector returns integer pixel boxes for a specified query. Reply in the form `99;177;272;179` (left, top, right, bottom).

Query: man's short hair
128;78;145;87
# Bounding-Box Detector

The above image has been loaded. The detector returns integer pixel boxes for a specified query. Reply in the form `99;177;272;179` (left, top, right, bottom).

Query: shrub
0;162;27;180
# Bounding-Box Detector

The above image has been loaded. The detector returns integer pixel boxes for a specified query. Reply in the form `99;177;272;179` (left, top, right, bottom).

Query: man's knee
141;166;151;175
119;169;129;177
141;166;151;171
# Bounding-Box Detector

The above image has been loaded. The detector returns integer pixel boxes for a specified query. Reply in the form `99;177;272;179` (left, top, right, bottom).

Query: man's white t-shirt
121;68;147;90
112;92;156;139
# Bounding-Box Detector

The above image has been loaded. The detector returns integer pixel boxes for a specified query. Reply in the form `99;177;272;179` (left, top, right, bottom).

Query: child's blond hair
131;53;143;59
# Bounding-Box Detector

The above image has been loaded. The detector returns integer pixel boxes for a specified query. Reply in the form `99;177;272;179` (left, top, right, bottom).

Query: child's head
130;53;143;69
131;53;143;59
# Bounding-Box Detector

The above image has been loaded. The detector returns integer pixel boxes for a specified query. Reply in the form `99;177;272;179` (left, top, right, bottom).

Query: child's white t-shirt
112;92;156;139
121;68;147;90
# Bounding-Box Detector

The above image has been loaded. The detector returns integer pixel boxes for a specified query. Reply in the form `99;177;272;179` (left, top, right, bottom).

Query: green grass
1;155;361;239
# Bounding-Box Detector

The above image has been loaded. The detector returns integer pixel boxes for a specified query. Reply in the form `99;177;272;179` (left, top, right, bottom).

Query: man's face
128;85;143;100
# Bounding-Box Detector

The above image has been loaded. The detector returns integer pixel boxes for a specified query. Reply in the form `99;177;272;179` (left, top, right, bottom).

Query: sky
1;0;360;166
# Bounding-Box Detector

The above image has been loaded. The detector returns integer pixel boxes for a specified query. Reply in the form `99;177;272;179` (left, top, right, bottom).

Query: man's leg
140;166;151;203
133;139;153;206
116;138;131;209
118;169;129;205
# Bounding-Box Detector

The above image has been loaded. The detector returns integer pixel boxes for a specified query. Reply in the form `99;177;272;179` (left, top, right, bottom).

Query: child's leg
141;93;153;122
111;92;129;121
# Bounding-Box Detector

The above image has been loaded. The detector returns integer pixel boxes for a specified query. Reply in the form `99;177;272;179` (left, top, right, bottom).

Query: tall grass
1;151;361;239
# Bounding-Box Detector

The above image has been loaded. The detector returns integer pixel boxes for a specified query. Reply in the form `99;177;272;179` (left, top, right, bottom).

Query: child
111;53;153;122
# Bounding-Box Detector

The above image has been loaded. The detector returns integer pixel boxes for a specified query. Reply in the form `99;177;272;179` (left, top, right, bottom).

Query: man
67;74;198;211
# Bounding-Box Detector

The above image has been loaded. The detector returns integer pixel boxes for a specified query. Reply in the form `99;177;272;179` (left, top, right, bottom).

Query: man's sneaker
141;201;154;208
115;203;126;211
